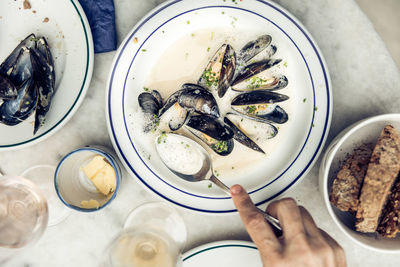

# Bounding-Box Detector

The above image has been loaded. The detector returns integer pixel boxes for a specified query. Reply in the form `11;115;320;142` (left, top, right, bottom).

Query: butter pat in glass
55;147;121;212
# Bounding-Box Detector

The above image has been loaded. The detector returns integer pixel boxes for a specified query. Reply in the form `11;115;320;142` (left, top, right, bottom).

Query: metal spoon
155;133;281;233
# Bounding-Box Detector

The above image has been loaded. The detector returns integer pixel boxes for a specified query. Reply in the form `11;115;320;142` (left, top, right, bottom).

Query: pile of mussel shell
138;34;289;156
0;34;55;134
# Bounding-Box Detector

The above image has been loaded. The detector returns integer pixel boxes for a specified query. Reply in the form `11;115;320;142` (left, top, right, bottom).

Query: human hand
230;184;346;267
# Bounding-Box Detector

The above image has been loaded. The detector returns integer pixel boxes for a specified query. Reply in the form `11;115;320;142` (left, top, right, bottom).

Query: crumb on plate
23;0;31;9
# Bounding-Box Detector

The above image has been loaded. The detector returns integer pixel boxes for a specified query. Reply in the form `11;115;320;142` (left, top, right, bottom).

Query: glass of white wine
0;175;48;263
102;202;187;267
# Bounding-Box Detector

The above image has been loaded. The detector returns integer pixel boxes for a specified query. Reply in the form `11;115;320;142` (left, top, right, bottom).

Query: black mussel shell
218;44;236;98
186;115;234;156
167;102;189;131
232;75;288;92
224;116;265;154
7;47;33;87
158;89;183;117
0;78;38;126
138;91;162;115
178;83;220;118
232;59;282;86
0;74;18;100
30;47;55;134
186;114;233;141
231;104;288;124
231;90;289;106
0;34;36;77
237;35;272;63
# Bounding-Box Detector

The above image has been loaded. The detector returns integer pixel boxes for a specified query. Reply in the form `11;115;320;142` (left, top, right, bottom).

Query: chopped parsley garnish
247;105;257;114
208;183;213;188
142;49;147;52
211;141;229;153
207;47;210;52
187;20;190;24
303;98;306;102
246;76;269;89
143;87;149;91
283;61;288;67
314;107;318;111
201;67;219;87
157;132;167;144
221;11;225;14
191;33;195;37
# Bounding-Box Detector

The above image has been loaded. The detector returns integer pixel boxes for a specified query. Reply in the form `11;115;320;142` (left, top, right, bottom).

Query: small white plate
0;0;94;150
107;0;331;212
182;240;261;267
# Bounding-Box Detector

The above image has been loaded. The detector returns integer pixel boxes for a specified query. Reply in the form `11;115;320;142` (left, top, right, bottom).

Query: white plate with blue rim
106;0;331;213
182;240;262;266
0;0;93;150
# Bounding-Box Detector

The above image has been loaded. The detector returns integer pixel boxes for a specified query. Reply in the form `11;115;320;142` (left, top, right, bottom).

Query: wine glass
102;202;187;267
20;165;70;226
0;175;48;263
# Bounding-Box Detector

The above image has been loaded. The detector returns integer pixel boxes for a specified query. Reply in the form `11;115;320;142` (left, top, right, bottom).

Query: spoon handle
209;175;231;194
209;175;282;234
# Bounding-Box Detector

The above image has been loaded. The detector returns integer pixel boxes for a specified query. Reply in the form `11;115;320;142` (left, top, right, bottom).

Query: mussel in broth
224;115;265;154
178;83;220;118
232;74;288;92
225;113;277;144
198;44;236;98
185;114;234;156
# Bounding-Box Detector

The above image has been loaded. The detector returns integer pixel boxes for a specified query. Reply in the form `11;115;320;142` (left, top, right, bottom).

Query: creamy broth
136;28;292;180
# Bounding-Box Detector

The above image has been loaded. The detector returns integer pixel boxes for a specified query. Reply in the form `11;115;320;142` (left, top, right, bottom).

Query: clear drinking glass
0;175;48;263
102;202;187;267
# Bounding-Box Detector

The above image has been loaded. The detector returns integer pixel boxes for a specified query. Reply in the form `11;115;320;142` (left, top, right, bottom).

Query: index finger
231;184;281;253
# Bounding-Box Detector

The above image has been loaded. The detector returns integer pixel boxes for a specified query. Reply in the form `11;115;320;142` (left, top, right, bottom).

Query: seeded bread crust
355;125;400;233
377;178;400;238
330;144;373;213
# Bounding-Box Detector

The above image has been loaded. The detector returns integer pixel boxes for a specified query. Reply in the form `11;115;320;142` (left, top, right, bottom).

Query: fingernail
230;184;242;195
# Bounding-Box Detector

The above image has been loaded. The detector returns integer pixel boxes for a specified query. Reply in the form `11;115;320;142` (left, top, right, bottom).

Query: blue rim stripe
108;0;330;212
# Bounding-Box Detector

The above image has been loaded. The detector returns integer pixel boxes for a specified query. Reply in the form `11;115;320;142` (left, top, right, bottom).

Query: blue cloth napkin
78;0;117;53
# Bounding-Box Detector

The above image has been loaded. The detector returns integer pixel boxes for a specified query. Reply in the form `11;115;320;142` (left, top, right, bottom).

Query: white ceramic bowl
319;113;400;252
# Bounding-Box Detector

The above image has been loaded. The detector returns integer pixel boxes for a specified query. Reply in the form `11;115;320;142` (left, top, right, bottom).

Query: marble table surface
2;0;400;266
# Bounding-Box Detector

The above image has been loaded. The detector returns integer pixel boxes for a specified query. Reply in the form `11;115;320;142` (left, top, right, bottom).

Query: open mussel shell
198;44;236;98
0;74;18;100
160;102;189;131
185;114;234;156
178;83;220;118
237;35;272;64
7;47;33;87
158;89;183;117
30;47;56;134
224;116;265;154
0;78;38;126
232;59;282;86
225;113;277;144
0;34;36;77
231;104;288;124
138;90;162;115
232;75;288;92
